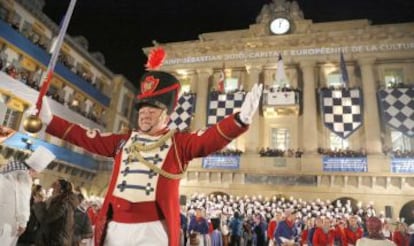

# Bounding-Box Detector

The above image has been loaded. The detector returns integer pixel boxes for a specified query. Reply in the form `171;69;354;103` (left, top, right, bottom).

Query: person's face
349;217;358;226
51;180;61;195
288;213;296;222
323;218;331;229
137;106;168;135
276;213;282;221
315;217;323;227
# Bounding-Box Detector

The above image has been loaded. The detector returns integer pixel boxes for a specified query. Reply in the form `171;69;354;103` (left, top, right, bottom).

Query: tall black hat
135;47;180;114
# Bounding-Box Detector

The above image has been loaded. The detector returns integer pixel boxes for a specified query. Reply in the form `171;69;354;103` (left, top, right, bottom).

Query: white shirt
0;170;32;245
356;237;396;246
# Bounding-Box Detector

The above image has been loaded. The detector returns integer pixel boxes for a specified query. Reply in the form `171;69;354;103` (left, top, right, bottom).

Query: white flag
275;54;288;86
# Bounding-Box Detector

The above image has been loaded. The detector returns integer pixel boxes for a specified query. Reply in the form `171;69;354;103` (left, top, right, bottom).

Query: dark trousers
230;235;241;246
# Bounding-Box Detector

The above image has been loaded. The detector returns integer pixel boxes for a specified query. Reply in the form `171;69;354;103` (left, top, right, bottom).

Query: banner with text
323;157;367;172
202;155;240;169
391;158;414;173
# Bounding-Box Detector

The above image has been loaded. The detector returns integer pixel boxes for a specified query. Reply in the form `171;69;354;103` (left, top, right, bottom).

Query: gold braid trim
216;124;233;141
128;129;184;180
62;124;75;140
132;130;175;151
172;135;186;173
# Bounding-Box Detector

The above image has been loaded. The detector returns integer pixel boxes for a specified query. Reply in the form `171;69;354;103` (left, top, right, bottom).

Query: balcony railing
262;89;301;117
0;19;110;106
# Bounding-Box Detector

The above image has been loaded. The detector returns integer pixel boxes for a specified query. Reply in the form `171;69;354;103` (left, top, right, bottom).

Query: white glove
239;83;263;124
27;98;53;125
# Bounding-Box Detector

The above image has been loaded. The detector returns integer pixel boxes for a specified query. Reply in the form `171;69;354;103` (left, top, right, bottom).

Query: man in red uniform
38;70;262;246
313;217;335;246
267;211;282;245
345;215;363;245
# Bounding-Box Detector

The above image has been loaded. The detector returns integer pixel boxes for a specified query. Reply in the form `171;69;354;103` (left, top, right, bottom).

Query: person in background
229;211;243;246
268;211;282;246
0;146;55;246
392;221;409;246
242;218;253;246
253;213;266;246
356;216;396;246
17;184;45;246
33;179;78;246
86;200;99;225
274;210;297;246
188;207;210;246
382;219;393;241
180;209;188;246
72;193;93;246
300;217;313;246
307;217;322;246
333;219;347;246
345;215;364;245
211;218;223;246
312;217;334;246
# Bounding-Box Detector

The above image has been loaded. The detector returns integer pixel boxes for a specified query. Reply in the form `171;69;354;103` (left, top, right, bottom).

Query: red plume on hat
145;47;166;70
136;47;180;114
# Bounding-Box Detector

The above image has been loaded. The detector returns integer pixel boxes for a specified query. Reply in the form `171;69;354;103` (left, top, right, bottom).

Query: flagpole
339;51;349;88
24;0;77;133
36;0;77;113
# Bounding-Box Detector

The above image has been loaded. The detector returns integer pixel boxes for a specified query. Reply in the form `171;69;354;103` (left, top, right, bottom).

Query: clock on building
269;17;291;35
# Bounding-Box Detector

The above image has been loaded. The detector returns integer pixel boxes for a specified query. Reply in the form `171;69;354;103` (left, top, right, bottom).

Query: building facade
0;0;137;193
144;0;414;221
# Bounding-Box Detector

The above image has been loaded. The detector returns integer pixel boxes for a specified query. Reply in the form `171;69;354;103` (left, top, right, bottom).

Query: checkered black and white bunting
319;88;363;139
168;94;195;131
207;92;245;126
377;88;414;137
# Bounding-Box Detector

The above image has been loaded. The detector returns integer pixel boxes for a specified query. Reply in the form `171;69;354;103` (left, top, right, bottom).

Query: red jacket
312;227;335;246
46;114;248;246
334;226;348;246
393;231;409;246
267;219;277;240
345;226;363;245
300;229;309;245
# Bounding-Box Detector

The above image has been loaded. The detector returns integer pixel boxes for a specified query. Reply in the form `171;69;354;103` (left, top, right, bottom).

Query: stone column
193;69;212;130
358;58;382;154
244;66;262;153
300;60;318;154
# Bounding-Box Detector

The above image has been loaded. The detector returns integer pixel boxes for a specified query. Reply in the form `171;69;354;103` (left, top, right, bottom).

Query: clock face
270;18;290;35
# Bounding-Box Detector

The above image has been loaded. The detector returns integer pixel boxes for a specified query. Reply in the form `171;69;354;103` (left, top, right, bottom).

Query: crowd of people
6;179;101;246
0;146;100;246
1;149;412;246
382;147;414;158
213;149;244;156
0;53;106;127
181;193;411;246
259;148;303;158
317;148;368;158
1;12;96;88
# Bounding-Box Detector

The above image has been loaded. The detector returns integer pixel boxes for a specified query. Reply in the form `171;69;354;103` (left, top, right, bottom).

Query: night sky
42;0;414;85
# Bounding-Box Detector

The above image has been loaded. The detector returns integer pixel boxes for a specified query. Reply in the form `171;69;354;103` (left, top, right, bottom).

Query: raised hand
239;83;263;125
